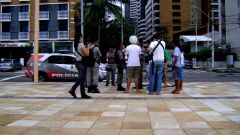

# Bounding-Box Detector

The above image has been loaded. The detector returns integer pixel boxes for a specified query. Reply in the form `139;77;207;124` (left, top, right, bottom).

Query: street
0;69;240;82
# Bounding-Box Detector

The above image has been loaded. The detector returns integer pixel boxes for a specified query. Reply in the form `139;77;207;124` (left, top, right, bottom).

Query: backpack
114;49;125;64
77;46;96;67
164;49;170;63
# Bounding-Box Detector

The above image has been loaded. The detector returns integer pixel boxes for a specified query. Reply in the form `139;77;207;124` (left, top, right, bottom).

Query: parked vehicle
25;53;106;81
0;59;22;72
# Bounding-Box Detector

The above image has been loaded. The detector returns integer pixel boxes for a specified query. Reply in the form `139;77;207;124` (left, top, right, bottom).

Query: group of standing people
68;33;184;99
69;35;101;99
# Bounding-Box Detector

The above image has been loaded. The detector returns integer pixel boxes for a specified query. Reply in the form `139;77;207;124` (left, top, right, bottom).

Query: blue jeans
149;60;164;93
71;62;87;96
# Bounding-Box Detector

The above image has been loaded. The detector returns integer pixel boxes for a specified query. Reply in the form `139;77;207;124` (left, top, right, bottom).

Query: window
2;22;10;32
173;19;181;24
172;0;180;2
20;22;28;32
59;4;68;11
172;12;181;16
63;56;75;64
40;5;49;11
2;6;11;13
172;5;180;10
40;21;49;31
48;56;63;64
20;5;29;12
58;20;68;31
173;26;181;31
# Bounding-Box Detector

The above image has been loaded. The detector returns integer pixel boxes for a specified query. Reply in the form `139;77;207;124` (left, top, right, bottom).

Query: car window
63;56;75;64
48;56;63;64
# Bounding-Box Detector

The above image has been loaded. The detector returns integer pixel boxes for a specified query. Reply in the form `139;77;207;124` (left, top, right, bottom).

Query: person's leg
149;62;155;94
117;64;125;91
79;63;91;98
106;64;110;86
156;61;163;94
179;67;184;91
134;67;140;92
92;63;100;93
86;67;92;93
172;67;181;94
69;62;81;98
125;67;132;93
111;64;116;85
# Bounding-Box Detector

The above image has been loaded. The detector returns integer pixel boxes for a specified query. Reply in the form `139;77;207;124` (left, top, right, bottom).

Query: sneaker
68;90;77;98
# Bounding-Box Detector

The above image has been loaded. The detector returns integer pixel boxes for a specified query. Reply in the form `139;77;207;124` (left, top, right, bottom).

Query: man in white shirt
125;35;142;93
146;33;165;95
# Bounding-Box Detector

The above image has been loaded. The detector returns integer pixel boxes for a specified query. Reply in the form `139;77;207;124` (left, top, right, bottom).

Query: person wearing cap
146;33;165;95
125;35;142;93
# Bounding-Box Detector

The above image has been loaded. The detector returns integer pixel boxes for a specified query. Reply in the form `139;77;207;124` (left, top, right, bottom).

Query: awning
180;35;212;42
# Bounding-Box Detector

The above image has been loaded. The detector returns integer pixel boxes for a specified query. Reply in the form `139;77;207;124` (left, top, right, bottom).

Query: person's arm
81;43;90;56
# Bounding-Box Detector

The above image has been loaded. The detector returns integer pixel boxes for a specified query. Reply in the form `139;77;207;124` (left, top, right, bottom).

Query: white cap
129;35;138;44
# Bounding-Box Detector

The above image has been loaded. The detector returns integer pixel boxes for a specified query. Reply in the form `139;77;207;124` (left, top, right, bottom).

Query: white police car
25;53;106;81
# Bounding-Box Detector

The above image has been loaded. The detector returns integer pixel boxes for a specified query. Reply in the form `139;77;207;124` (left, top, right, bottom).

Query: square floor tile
63;121;95;128
7;120;40;127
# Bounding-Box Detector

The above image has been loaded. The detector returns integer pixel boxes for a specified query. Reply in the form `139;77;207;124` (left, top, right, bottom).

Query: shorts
179;67;184;80
173;66;181;80
127;66;140;79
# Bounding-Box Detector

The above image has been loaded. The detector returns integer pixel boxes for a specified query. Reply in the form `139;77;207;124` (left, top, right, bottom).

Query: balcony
39;11;49;20
39;32;49;40
0;0;11;2
0;13;11;21
0;32;11;41
58;11;68;20
19;12;29;21
57;31;68;39
19;32;29;40
19;0;29;1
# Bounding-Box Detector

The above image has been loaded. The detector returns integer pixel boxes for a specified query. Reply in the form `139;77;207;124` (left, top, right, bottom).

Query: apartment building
145;0;160;42
0;0;79;54
225;0;240;59
136;0;147;41
125;0;138;27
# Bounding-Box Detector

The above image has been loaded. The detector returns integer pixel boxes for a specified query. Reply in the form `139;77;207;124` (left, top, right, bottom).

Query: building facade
0;0;80;54
124;0;138;27
225;0;240;59
136;0;147;42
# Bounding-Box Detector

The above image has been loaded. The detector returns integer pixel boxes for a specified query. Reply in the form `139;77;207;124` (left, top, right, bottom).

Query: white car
25;53;106;81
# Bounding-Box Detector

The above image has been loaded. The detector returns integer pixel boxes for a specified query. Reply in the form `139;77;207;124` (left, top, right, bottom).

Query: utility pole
80;0;84;36
121;2;123;43
211;10;215;69
34;0;39;83
195;7;198;52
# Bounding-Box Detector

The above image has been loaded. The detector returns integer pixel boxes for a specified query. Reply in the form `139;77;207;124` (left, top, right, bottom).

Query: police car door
62;56;78;79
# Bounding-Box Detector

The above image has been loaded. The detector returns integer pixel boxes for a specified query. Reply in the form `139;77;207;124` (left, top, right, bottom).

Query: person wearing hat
125;35;142;93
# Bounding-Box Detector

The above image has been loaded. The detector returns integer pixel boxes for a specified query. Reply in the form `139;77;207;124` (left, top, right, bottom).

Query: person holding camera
145;33;165;95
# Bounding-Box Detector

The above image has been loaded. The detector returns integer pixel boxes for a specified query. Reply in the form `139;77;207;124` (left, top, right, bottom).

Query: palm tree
85;0;124;47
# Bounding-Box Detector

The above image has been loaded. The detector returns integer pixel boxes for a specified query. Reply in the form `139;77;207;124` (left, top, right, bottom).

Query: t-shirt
107;51;115;63
126;44;141;67
90;45;102;61
149;40;165;61
173;47;182;67
75;42;85;61
180;52;184;67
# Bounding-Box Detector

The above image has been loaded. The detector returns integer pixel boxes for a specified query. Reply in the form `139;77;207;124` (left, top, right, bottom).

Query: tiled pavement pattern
0;82;240;135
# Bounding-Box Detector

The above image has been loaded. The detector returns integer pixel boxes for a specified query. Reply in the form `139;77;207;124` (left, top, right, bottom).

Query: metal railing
57;31;68;39
39;11;49;20
0;13;11;21
57;11;68;19
0;32;11;40
19;32;29;40
19;12;29;21
39;32;49;39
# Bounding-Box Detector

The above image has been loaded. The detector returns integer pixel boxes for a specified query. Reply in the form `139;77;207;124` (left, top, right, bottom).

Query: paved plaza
0;82;240;135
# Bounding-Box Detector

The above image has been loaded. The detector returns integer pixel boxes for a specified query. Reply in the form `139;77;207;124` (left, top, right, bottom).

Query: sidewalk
0;82;240;135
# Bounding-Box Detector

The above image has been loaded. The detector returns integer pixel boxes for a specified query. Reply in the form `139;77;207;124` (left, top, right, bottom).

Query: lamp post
80;0;84;36
193;5;214;69
33;0;39;83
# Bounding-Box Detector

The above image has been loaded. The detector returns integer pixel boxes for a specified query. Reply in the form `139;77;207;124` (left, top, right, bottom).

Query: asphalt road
0;69;240;82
